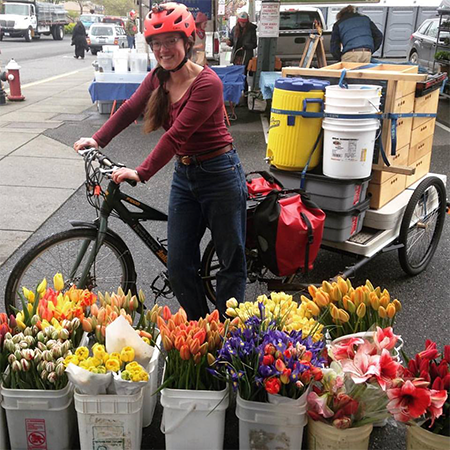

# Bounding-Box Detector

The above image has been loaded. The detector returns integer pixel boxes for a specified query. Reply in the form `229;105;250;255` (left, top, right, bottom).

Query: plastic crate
269;166;370;211
142;334;161;427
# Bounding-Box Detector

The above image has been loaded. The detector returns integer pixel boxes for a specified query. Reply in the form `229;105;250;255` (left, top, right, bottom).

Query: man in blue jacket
331;5;383;63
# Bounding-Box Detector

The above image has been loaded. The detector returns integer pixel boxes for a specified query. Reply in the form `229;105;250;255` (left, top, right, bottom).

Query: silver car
88;23;128;55
407;18;450;71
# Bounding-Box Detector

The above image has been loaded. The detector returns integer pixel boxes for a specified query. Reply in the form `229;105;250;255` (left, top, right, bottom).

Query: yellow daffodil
53;273;64;292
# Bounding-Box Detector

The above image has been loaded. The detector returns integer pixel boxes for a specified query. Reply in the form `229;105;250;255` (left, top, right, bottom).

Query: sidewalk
0;67;94;266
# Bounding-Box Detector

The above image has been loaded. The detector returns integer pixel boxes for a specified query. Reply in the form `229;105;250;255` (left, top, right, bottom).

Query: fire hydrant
4;59;25;101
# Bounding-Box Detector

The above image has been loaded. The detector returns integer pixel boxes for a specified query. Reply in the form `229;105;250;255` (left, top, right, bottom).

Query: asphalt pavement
0;68;449;449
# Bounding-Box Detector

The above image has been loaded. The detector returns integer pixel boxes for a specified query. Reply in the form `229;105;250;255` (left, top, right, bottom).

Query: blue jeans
127;36;135;49
167;149;247;320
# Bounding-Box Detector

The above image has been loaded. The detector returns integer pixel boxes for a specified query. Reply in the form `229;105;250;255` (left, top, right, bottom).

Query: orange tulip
180;344;191;361
190;338;200;355
163;305;172;321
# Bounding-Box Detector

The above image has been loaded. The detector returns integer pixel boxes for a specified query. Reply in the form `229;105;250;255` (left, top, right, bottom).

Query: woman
73;3;247;321
226;12;257;69
71;18;89;59
192;11;208;66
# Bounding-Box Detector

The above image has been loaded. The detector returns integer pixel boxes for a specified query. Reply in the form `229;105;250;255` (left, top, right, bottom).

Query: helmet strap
168;56;189;73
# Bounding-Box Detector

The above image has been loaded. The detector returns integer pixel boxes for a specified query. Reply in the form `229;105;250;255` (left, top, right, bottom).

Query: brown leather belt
349;48;371;52
176;143;233;166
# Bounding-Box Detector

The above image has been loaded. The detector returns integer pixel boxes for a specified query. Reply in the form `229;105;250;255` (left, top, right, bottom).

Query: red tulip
444;345;450;364
262;354;274;366
265;377;281;395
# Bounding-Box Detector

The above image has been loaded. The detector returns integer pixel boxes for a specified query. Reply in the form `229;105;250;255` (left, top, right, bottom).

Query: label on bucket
93;426;125;449
330;137;366;162
26;419;47;450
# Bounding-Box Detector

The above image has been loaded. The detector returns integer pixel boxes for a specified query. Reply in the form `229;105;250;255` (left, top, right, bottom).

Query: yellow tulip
365;279;375;292
331;285;342;302
226;298;239;309
315;291;329;308
306;301;320;316
393;299;402;313
356;303;366;318
308;285;318;299
75;347;89;361
105;358;121;372
53;273;64;292
37;278;47;295
337;277;348;295
346;299;356;314
322;281;333;294
370;293;380;310
338;309;350;323
225;308;238;318
386;303;396;319
22;287;35;303
378;306;387;318
120;346;135;363
330;303;340;320
93;345;107;360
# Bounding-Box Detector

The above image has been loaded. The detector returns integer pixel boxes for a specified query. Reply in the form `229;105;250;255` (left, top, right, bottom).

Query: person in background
226;12;257;69
192;11;208;66
71;18;89;60
73;3;247;321
125;10;138;49
331;5;383;63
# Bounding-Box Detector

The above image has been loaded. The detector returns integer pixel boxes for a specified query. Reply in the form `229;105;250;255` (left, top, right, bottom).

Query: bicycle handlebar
78;148;137;187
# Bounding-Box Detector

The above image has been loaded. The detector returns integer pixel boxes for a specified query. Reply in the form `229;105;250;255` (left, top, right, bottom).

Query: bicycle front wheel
5;228;137;313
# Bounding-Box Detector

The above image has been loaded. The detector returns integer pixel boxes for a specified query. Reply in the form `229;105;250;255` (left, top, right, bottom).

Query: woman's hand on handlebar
112;168;140;184
74;137;99;152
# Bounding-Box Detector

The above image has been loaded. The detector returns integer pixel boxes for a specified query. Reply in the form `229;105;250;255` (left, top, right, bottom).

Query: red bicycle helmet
144;2;195;40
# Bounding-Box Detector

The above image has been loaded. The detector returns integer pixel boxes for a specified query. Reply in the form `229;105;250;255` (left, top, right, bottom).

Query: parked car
80;13;104;32
102;16;125;28
407;18;450;71
87;23;128;55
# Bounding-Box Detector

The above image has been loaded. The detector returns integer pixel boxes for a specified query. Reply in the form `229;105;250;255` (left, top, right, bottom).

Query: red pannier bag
246;171;283;199
252;189;326;276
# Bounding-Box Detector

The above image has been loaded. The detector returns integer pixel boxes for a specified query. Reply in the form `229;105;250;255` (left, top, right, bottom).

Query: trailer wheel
398;176;447;275
25;27;32;42
53;25;64;40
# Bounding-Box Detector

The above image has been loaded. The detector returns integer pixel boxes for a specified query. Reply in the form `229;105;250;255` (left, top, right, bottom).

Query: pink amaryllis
374;326;400;351
339;343;380;384
427;389;448;426
387;379;432;422
330;337;365;361
307;391;334;418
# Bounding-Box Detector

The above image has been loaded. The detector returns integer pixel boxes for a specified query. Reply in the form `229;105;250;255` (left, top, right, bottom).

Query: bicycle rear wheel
5;228;137;313
398;176;447;275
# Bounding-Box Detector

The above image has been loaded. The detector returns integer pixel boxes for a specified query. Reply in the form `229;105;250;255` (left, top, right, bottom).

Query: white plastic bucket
325;84;382;115
74;388;144;450
160;386;229;450
326;84;382;100
0;392;8;450
142;335;161;427
236;393;307;450
322;117;380;179
97;52;114;73
307;417;373;450
129;53;148;73
113;51;129;73
1;383;76;450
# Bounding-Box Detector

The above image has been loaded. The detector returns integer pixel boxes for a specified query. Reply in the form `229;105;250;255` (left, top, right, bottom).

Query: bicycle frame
75;179;169;289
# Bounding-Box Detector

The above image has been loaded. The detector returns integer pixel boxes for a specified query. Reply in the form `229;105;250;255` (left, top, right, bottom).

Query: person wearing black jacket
331;5;383;63
227;12;257;69
71;18;89;60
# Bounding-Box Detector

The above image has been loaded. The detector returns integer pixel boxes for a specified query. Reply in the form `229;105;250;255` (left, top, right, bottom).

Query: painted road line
436;121;450;133
260;114;269;144
21;67;92;89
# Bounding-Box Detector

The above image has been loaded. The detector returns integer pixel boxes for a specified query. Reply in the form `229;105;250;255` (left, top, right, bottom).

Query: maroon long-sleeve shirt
92;66;233;181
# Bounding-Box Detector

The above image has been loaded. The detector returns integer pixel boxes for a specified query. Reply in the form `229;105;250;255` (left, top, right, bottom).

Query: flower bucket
236;392;307;450
307;417;373;450
160;386;229;450
142;334;161;427
0;391;9;450
407;424;450;450
1;383;76;450
74;388;144;450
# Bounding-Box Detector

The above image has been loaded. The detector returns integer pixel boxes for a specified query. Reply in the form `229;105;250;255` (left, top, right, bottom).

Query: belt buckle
180;155;192;166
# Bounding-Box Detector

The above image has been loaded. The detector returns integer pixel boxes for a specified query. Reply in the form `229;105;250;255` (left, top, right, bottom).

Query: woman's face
151;32;186;71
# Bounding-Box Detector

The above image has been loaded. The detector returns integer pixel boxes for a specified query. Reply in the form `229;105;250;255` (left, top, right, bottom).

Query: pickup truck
0;0;68;41
275;6;333;64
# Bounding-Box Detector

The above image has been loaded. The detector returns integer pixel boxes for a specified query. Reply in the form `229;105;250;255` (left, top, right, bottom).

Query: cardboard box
408;135;433;165
410;119;436;148
405;152;432;188
413;89;440;129
368;173;407;209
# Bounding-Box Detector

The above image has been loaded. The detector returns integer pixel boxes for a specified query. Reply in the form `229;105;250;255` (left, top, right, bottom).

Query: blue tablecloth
88;81;141;102
210;65;246;105
259;71;283;100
